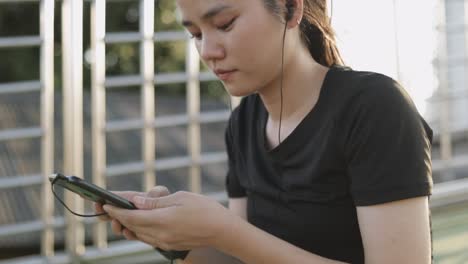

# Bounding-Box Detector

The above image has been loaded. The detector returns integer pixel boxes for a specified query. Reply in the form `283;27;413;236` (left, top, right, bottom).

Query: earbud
285;0;294;22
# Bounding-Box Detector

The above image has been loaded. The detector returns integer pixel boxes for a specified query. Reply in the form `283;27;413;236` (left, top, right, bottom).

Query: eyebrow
182;5;232;27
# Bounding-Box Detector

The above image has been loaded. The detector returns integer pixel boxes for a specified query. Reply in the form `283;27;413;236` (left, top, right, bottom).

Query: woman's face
176;0;286;96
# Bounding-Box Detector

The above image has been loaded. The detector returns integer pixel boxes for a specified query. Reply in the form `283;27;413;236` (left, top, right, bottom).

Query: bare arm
357;196;431;264
212;212;348;264
104;192;431;264
182;198;247;264
210;198;430;264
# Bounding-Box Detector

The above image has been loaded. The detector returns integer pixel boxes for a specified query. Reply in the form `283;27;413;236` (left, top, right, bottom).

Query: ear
284;0;304;28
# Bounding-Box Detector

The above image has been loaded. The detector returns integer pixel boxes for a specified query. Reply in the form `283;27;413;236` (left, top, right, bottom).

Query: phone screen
50;174;136;209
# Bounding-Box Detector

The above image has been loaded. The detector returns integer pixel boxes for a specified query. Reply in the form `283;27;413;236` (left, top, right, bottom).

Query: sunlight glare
332;0;438;116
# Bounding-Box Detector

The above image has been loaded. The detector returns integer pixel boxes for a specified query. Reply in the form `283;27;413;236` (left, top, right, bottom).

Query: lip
214;69;237;81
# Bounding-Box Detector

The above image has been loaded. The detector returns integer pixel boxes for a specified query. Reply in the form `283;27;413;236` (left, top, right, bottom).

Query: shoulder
330;66;414;111
226;94;262;143
229;94;262;126
330;66;433;142
355;72;415;111
327;67;423;126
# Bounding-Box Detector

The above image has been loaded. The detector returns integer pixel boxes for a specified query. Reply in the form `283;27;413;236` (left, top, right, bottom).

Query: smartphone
50;173;189;260
49;173;136;209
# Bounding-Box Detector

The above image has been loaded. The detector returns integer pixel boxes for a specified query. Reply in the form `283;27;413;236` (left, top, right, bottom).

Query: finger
95;203;111;221
112;191;146;201
132;196;156;209
122;228;138;240
146;186;170;198
104;203;171;231
111;219;123;235
132;192;185;210
103;204;130;225
104;204;150;230
132;193;181;210
134;232;160;248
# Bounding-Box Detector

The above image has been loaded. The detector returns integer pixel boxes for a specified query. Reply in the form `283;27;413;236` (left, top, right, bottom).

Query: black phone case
51;174;189;260
52;175;136;209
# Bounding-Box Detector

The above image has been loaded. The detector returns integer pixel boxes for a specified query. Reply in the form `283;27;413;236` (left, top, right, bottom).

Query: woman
98;0;433;263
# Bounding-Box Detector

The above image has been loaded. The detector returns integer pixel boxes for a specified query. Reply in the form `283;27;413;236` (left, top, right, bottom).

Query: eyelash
219;17;236;31
190;33;202;40
189;18;236;40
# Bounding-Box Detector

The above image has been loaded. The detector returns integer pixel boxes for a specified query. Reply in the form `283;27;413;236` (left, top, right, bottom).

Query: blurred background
0;0;467;263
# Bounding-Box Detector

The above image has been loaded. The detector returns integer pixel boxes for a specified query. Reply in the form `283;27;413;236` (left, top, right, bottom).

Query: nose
198;34;225;62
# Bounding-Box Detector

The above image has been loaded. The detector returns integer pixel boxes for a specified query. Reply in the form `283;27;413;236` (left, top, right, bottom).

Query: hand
102;191;238;251
95;186;171;240
94;191;145;221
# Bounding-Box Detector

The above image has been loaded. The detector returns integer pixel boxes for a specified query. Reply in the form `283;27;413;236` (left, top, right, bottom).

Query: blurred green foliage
0;2;41;83
0;0;225;99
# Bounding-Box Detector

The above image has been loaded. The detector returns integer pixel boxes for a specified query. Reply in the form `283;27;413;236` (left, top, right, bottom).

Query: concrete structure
427;0;468;133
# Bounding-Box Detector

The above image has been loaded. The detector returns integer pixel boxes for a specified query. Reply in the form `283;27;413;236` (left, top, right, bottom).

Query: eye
218;17;236;31
188;31;202;40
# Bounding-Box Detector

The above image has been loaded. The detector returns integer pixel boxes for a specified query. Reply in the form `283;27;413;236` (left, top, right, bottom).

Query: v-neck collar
258;65;338;158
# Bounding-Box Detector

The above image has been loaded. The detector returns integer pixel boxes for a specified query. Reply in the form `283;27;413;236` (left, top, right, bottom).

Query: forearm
214;218;348;264
182;247;243;264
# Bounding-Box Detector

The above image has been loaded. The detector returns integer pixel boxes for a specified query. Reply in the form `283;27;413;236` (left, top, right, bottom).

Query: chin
223;83;256;97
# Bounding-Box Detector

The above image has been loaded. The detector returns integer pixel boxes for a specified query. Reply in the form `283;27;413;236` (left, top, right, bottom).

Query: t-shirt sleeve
225;116;247;198
343;74;433;206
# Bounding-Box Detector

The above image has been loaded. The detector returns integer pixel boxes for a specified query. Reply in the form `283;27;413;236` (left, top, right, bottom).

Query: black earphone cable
51;178;176;264
226;18;285;147
51;177;108;218
278;17;288;145
225;2;289;256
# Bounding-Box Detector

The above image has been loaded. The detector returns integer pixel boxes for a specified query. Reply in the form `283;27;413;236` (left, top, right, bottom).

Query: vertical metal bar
91;0;107;249
437;0;453;180
62;0;85;259
140;0;155;191
464;0;468;129
186;38;201;193
392;0;402;82
40;0;55;257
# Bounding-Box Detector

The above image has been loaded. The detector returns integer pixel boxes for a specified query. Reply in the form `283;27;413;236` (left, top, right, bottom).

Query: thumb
132;195;175;210
146;186;170;198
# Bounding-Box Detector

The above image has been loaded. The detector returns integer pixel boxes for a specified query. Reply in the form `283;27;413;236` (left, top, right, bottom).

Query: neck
258;47;328;123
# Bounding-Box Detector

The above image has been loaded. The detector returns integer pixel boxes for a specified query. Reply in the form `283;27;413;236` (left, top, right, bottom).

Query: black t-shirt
225;65;433;263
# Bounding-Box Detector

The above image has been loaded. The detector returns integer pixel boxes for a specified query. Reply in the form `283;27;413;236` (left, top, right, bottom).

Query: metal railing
88;0;230;252
0;0;56;259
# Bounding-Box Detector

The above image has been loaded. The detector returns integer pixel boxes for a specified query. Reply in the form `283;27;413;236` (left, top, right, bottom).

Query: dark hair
263;0;344;67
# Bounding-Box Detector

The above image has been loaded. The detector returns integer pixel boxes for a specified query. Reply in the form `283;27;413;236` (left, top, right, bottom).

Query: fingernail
103;204;109;212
